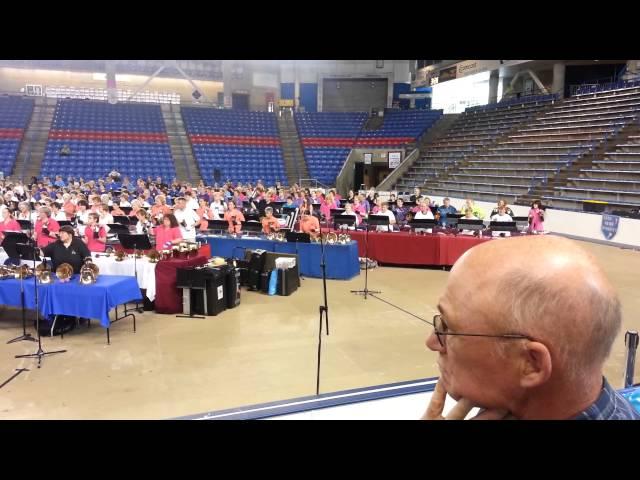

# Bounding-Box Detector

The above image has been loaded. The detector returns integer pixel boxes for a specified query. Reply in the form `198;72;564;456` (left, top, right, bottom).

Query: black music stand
3;238;38;344
17;220;32;231
118;233;151;314
445;213;463;228
112;215;132;225
351;215;388;299
15;245;66;368
457;219;485;232
409;218;436;233
316;223;330;395
333;214;357;231
285;231;310;243
489;221;517;237
242;221;263;237
206;219;230;235
120;207;133;216
512;216;529;232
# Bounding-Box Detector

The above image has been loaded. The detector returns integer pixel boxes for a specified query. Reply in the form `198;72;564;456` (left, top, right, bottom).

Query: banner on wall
388;152;402;169
601;214;620;240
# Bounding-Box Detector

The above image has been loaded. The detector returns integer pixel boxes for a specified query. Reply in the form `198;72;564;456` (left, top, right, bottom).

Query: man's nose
426;331;444;352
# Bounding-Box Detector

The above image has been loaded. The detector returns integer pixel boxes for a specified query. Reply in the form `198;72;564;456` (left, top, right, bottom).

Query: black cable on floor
368;293;433;326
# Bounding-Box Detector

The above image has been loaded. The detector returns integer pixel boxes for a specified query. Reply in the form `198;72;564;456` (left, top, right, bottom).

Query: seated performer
299;206;320;237
42;225;91;274
0;207;21;242
83;213;107;253
414;202;434;220
224;200;245;234
261;207;280;234
490;206;513;222
153;214;183;250
337;202;358;230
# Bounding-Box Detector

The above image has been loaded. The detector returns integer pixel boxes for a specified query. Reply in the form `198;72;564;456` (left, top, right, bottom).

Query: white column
552;62;566;99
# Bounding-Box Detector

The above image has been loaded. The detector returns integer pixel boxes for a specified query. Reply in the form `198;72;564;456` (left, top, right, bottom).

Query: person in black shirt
410;187;423;203
41;225;91;274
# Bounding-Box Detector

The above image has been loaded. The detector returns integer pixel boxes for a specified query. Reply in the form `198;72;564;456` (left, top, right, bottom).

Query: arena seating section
396;96;554;194
354;109;443;148
541;85;640;209
182;108;286;185
0;95;34;177
295;112;367;186
41;99;175;181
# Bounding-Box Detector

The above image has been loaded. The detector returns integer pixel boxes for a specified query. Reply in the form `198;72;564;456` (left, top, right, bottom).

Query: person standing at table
491;206;513;222
153;214;183;250
338;202;359;230
374;202;396;232
82;213;107;253
392;198;409;225
261;207;280;234
0;207;21;241
490;199;514;218
34;207;60;248
437;197;457;226
414;202;434;220
42;225;91;274
150;194;171;225
528;200;545;234
135;209;153;235
208;192;226;220
410;187;422;203
224;200;245;234
197;199;215;231
299;207;320;238
173;197;200;241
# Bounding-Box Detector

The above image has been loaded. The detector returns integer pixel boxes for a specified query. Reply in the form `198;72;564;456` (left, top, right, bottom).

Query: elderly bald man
422;235;640;420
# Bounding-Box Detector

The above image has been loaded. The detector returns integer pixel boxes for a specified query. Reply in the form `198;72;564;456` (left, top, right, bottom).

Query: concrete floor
0;240;638;419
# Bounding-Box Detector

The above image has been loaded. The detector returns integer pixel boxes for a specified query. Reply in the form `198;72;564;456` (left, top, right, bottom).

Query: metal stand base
7;333;37;344
16;347;66;369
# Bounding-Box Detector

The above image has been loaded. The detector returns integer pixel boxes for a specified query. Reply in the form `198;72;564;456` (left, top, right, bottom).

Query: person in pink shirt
153;214;183;250
33;207;60;248
353;197;367;222
83;213;107;253
0;207;21;241
528;200;546;233
224;200;246;234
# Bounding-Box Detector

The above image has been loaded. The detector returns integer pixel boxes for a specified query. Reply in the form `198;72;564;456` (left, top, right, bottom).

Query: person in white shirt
16;202;38;223
75;200;91;226
98;204;114;226
100;193;113;207
414;202;434;220
490;206;513;222
184;192;199;211
51;203;68;222
337;202;359;230
209;192;226;219
173;197;200;241
135;209;153;235
119;193;132;208
374;202;396;232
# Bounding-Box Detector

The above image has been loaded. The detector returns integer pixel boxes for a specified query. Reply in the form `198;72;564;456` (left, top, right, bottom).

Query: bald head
449;235;621;381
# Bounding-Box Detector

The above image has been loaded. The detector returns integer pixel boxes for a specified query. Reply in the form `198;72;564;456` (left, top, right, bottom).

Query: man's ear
519;342;552;388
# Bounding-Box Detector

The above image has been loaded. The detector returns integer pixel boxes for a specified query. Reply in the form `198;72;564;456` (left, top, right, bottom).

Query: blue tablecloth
0;275;142;328
197;235;360;280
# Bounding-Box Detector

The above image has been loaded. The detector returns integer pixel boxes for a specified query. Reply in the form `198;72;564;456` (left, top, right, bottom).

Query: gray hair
496;268;621;384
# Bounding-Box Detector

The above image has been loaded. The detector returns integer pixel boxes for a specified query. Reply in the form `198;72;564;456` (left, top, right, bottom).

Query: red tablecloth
348;231;440;266
154;255;208;314
344;231;492;267
438;236;492;266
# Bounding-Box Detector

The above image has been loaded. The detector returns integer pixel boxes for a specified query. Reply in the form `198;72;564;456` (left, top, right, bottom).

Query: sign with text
388;151;402;169
601;213;620;240
363;153;372;165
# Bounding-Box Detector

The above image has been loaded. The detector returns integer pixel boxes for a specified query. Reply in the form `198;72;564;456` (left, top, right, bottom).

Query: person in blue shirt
437;197;457;226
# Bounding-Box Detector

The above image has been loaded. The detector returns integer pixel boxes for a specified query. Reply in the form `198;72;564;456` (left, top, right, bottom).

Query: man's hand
421;381;511;420
421;381;474;420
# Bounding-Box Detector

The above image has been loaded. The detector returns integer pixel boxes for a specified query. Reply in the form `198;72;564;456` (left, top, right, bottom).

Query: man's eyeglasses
432;314;532;348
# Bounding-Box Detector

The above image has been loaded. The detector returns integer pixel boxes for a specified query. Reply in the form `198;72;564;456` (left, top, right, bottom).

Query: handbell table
0;274;142;344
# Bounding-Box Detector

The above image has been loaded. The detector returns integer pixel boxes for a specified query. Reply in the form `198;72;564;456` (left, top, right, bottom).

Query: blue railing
573;78;640;96
465;93;559;114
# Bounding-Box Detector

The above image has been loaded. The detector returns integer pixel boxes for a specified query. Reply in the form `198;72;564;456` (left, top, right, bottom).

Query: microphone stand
7;200;37;344
350;216;381;300
15;240;66;368
315;223;329;395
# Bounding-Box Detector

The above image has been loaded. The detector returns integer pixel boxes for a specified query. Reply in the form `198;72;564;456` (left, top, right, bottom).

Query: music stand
57;220;73;228
333;214;357;230
15;245;66;367
118;233;151;314
457;219;485;236
120;206;133;216
244;213;260;223
489;221;517;237
409;219;436;233
285;231;310;243
351;215;388;299
3;239;38;344
206;219;229;235
17;220;32;231
107;224;130;236
113;215;131;225
242;221;263;237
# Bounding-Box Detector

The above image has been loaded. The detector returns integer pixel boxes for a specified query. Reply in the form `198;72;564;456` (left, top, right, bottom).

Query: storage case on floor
189;267;227;316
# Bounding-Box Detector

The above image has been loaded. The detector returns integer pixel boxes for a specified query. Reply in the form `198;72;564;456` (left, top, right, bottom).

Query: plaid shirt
573;378;640;420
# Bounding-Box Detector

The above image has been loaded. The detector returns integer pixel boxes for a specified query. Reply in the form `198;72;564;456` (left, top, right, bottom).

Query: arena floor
0;238;638;419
